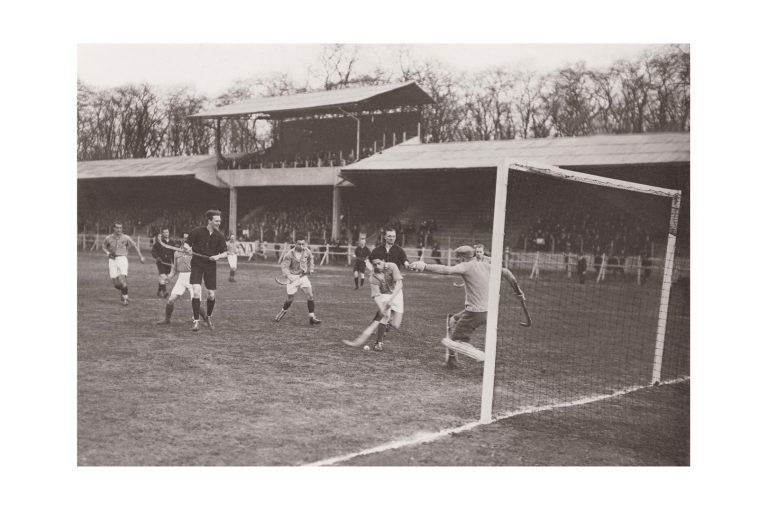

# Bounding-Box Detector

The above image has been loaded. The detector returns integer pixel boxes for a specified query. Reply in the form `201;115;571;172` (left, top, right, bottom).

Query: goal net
481;160;689;423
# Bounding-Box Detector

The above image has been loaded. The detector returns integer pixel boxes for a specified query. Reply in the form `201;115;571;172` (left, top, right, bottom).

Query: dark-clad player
369;227;410;271
151;228;175;298
352;236;371;289
185;209;228;332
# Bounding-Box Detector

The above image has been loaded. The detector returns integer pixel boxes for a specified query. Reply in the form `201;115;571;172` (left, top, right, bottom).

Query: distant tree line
77;44;689;161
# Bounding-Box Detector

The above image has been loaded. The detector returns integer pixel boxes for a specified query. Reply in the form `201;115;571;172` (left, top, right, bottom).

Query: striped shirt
173;250;193;273
102;233;136;256
281;248;315;276
370;262;402;297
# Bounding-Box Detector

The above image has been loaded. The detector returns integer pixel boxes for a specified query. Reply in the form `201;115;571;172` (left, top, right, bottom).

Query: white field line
304;376;690;466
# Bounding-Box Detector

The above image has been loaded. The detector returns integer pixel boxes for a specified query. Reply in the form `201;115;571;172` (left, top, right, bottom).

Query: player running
410;245;525;367
274;237;322;326
186;209;228;332
151;228;175;298
344;256;404;351
352;237;371;289
102;221;145;306
157;233;193;325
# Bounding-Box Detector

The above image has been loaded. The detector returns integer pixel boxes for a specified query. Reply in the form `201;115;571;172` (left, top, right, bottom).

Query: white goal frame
480;159;682;424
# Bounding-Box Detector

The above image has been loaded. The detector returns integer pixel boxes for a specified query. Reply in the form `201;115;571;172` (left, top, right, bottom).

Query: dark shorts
353;260;367;273
450;310;487;342
190;259;217;290
156;260;171;274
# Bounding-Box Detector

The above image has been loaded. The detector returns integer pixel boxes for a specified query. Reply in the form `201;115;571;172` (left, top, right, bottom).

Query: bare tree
162;87;210;156
507;69;549;139
544;62;601;137
395;53;465;142
77;45;690;161
314;44;361;90
646;45;690;132
460;66;517;141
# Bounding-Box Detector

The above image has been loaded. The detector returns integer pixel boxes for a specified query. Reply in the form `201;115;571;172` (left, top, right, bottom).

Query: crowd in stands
519;207;657;256
80;200;665;264
78;207;208;238
240;205;332;243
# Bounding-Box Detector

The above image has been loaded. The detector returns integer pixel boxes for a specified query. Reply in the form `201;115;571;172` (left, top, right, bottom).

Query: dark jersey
354;246;371;262
187;226;227;263
369;244;408;269
151;237;175;264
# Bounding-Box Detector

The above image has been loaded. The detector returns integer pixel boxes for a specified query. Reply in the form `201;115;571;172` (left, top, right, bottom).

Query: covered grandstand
77;81;689;262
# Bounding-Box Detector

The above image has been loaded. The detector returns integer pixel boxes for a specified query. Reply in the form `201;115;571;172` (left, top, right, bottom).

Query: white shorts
374;292;404;314
108;256;129;278
227;254;238;269
286;275;311;295
170;272;193;297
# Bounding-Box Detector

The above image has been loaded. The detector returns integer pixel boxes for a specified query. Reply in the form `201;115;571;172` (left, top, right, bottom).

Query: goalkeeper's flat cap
454;245;475;258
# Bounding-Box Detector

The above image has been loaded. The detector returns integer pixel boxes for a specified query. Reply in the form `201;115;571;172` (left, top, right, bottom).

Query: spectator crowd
520;207;657;257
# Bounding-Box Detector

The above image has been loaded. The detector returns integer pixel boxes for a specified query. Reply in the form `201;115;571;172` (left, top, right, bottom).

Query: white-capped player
274;237;322;325
102;221;145;305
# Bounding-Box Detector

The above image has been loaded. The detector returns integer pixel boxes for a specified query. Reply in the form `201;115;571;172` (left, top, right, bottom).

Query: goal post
480;160;684;424
480;158;511;423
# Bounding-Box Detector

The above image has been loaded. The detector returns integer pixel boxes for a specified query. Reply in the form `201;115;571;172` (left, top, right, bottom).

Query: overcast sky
77;43;668;97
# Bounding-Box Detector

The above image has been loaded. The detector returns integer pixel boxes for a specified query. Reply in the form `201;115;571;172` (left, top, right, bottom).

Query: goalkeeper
410;245;524;366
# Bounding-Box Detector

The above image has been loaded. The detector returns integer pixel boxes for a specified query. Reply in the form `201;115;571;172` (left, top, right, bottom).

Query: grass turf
77;252;688;465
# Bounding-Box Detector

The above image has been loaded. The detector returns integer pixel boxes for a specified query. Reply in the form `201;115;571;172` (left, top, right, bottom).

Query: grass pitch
77;252;689;465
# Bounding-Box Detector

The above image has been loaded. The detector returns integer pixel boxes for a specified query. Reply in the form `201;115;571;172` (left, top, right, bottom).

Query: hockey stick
519;299;532;327
342;305;391;347
510;280;532;327
275;273;306;286
155;237;214;260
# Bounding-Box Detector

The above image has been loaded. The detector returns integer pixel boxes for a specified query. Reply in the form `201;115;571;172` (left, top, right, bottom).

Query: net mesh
488;169;689;417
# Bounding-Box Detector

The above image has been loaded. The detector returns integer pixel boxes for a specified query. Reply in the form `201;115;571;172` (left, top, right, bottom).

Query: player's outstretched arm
412;261;465;275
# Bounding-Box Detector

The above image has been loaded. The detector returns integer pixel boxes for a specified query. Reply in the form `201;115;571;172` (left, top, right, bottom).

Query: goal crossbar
508;161;681;198
480;158;683;424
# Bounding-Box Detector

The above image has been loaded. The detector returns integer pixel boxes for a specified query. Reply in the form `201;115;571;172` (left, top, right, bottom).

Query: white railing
78;232;689;280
